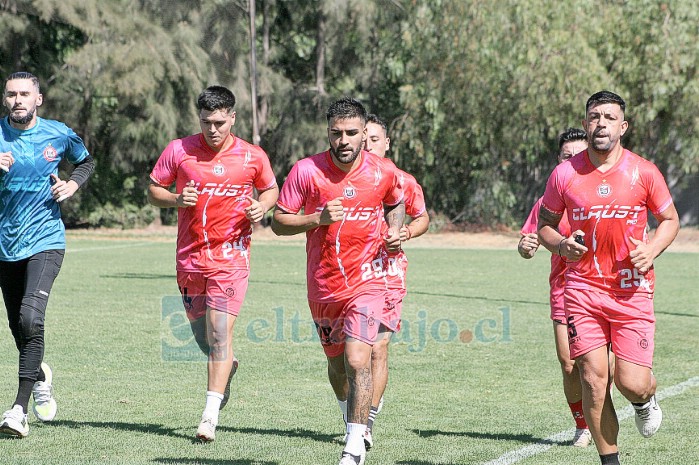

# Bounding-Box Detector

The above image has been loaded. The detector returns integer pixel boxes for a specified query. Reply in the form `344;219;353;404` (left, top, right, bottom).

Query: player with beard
538;91;679;465
0;72;95;438
272;97;404;465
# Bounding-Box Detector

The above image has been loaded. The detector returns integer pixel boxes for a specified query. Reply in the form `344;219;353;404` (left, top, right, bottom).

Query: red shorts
565;288;655;367
176;269;249;321
308;291;384;358
382;288;405;332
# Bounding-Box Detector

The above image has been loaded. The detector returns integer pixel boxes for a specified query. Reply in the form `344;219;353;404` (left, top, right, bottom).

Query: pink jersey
277;150;403;303
384;169;427;292
520;196;571;294
541;149;673;296
150;134;277;272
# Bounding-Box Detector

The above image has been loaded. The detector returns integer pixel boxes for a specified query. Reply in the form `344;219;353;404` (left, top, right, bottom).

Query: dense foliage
1;0;697;227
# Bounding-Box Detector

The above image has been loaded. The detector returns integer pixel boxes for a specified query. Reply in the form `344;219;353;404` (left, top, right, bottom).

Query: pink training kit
521;196;571;321
541;149;673;296
276;150;403;303
150;134;276;272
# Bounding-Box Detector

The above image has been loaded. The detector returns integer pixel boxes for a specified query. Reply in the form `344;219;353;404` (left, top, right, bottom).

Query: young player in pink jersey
360;113;429;450
518;128;594;447
538;91;679;465
272;98;405;465
148;86;278;442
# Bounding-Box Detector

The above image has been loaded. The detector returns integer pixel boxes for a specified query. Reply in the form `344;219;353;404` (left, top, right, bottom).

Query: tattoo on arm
385;202;406;230
537;205;562;229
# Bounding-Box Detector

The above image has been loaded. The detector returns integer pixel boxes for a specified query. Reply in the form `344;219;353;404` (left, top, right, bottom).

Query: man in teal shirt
0;72;94;438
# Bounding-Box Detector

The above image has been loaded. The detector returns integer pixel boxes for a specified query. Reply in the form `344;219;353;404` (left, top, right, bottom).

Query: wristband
558;237;566;257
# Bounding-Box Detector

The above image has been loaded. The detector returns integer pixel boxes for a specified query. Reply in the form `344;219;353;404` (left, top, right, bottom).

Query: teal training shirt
0;116;89;261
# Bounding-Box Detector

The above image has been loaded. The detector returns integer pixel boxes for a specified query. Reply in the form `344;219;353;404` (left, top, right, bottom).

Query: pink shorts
382;288;406;332
176;269;249;321
550;283;565;323
565;288;655;367
308;291;384;358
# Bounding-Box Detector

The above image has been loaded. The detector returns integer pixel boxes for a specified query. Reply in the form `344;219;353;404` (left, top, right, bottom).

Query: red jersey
150;134;277;272
384;169;427;292
520;196;570;294
541;149;673;296
276;150;403;302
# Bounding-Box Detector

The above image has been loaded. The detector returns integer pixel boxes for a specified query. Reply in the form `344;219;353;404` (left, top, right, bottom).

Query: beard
9;108;34;125
331;144;362;165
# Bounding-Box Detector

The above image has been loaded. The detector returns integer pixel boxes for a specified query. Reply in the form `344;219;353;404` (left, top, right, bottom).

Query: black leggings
0;250;64;381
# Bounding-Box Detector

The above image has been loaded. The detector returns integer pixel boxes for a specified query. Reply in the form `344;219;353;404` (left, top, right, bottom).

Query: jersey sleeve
541;165;567;216
382;159;403;207
253;148;278;191
405;177;427;218
149;140;180;187
64;125;89;164
644;163;674;216
520;197;543;235
276;161;307;214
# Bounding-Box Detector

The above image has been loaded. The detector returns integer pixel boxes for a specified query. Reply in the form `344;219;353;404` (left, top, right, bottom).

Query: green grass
0;236;697;464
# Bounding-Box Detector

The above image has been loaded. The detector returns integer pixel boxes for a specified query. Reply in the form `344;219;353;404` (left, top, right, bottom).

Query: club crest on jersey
343;186;356;199
596;182;612;198
43;144;58;162
213;163;226;176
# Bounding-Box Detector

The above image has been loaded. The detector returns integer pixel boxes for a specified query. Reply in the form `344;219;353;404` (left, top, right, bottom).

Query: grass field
0;235;697;465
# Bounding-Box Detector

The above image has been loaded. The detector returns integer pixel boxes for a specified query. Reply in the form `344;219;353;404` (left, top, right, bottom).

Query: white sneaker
0;405;29;438
196;415;217;442
634;395;662;438
363;428;374;450
32;362;57;421
338;451;365;465
572;428;592;447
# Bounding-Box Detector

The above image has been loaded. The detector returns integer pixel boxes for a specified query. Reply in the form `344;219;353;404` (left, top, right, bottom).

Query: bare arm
384;202;405;252
271;197;344;236
244;185;280;223
517;233;539;259
147;180;197;208
629;204;680;273
537;206;587;261
401;211;430;242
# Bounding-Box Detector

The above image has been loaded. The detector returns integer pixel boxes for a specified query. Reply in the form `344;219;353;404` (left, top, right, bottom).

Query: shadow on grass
396;462;462;465
249;278;305;287
47;420;339;445
411;429;568;446
101;272;176;280
153;459;278;465
409;290;547;306
48;420;195;442
217;425;339;444
655;310;698;318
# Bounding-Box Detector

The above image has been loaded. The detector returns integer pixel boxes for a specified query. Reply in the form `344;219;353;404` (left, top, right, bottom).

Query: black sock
367;406;379;430
13;378;35;413
37;366;46;383
631;400;648;407
600;452;620;465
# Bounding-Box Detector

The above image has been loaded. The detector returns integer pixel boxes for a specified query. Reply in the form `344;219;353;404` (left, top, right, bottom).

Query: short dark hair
5;71;40;93
586;90;625;114
366;113;388;135
197;86;236;112
558;127;587;150
326;97;367;125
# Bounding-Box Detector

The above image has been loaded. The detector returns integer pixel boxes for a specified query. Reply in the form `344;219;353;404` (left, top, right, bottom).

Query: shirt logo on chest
343;186;357;199
596;182;612;198
43;144;58;162
213;163;226;176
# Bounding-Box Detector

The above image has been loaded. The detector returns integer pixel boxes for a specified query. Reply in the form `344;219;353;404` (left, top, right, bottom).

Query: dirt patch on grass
67;224;699;253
